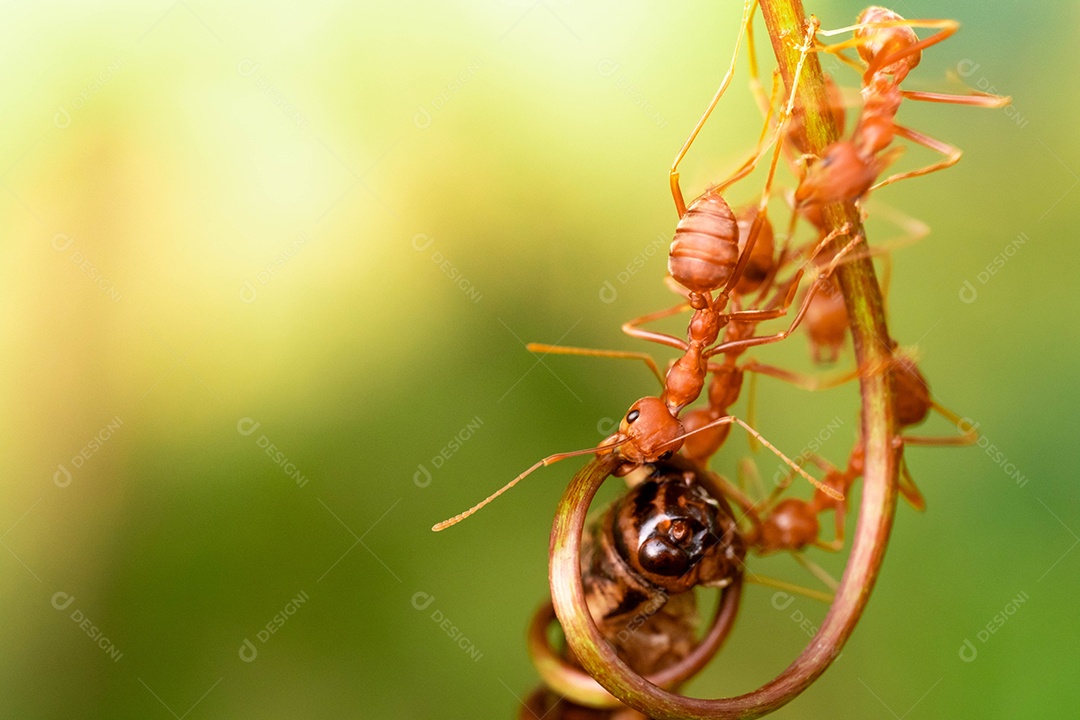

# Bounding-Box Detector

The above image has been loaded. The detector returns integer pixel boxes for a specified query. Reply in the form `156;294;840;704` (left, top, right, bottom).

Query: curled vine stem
527;572;741;710
548;0;901;716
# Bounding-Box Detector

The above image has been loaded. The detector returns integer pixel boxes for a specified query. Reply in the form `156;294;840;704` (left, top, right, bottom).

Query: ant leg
879;250;893;319
791;552;840;588
723;20;819;296
621;301;692;351
713;223;856;331
742;360;860;392
820;44;865;75
525;343;665;388
736;457;770;507
681;414;840;499
708;231;864;357
901;89;1010;108
744;0;770;117
744;200;800;309
712;71;784;194
814;18;959;80
669;0;758;217
902;400;979;447
745;370;761;451
744;574;834;603
871;124;960;192
863;197;931;247
866;19;959;80
897;455;927;511
717;464;765;534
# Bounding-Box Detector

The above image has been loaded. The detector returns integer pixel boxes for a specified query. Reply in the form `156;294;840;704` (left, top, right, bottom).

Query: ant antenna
431;440;626;532
675;417;843;501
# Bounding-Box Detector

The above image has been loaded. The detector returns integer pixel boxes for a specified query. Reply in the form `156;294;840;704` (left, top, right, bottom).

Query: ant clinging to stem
434;10;865;533
795;6;1010;207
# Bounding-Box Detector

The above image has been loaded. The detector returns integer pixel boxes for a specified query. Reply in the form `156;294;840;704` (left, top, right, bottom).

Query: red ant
723;335;978;577
795;6;1010;207
675;205;862;465
432;17;857;532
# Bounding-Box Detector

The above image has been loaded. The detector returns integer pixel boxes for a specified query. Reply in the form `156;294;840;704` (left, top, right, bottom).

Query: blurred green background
2;0;1077;717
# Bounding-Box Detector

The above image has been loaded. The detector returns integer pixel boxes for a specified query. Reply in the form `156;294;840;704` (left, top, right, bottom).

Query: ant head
796;141;876;207
855;7;921;81
604;397;684;471
613;463;740;592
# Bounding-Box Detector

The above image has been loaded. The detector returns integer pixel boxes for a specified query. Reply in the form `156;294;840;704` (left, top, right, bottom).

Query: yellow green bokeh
1;1;1076;717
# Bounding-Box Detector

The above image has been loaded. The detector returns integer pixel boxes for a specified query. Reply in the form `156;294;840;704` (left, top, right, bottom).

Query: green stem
549;0;900;717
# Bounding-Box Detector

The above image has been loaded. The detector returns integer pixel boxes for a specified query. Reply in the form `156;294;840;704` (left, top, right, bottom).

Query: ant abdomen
669;191;740;294
892;357;932;427
804;277;849;363
679;408;731;465
757;499;820;554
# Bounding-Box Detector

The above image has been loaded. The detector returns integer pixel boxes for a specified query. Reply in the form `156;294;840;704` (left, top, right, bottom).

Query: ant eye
626;409;640;423
658;450;673;461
